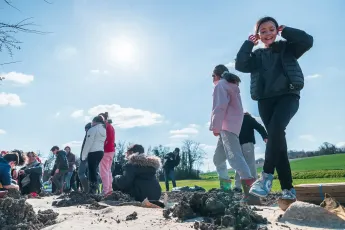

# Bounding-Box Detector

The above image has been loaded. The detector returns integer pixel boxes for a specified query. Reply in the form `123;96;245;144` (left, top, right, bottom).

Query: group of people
210;16;313;204
1;16;313;205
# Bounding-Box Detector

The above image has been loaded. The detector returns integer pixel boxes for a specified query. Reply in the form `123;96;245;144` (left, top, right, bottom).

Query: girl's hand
248;34;259;45
278;25;286;33
213;131;220;137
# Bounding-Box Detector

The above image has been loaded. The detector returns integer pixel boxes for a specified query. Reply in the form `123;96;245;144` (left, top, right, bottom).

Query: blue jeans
64;172;73;190
164;169;176;191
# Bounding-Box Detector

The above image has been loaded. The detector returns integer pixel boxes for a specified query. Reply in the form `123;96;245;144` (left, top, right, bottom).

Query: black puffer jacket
239;113;268;145
51;150;69;176
113;153;162;202
235;27;313;100
163;152;180;171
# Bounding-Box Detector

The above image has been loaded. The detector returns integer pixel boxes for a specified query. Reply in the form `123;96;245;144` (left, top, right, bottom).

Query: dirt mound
0;189;58;230
52;191;103;207
165;189;267;230
103;191;134;202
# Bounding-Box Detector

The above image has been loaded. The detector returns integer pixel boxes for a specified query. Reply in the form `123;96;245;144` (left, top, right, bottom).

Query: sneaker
249;172;274;198
219;178;232;191
281;188;296;200
233;187;242;193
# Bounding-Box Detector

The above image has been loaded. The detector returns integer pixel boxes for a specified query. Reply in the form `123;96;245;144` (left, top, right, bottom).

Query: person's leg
267;95;299;197
234;171;242;191
164;169;170;191
220;131;252;180
242;143;257;180
170;170;176;188
52;172;64;193
78;160;89;192
107;152;115;193
213;136;231;190
64;172;73;191
88;152;104;194
100;151;115;194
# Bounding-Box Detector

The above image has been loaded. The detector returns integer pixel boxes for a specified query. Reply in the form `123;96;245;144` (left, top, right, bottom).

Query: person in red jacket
99;112;116;196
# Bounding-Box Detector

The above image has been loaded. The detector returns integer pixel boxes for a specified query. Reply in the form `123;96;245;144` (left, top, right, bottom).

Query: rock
126;211;138;221
280;201;345;229
277;198;296;211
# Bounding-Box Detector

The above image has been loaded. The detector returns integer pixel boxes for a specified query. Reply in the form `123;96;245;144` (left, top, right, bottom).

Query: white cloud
336;142;345;148
205;122;210;128
62;141;83;148
170;134;189;139
71;110;84;118
225;62;235;68
55;45;77;60
0;129;6;135
0;92;24;106
55;112;61;118
299;134;316;142
200;144;216;152
86;104;163;129
170;124;199;136
0;72;34;85
305;74;322;80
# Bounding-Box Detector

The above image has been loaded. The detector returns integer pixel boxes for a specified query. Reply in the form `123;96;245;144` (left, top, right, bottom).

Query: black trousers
87;151;104;184
258;94;299;190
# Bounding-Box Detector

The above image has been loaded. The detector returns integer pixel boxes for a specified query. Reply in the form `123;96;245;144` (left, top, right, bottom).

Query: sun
108;38;136;65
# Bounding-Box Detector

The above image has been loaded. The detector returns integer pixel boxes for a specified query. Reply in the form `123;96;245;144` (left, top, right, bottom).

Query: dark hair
26;151;37;158
85;122;92;131
213;64;241;84
98;112;109;122
4;153;19;165
127;144;145;154
51;146;59;152
64;146;71;151
12;149;26;166
92;115;105;124
255;16;279;34
174;148;180;153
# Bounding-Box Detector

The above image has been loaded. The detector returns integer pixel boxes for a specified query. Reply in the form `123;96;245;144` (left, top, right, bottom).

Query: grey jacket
235;27;313;100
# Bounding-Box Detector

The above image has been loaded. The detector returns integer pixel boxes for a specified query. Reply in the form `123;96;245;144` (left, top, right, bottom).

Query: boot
241;178;261;205
89;182;97;195
219;178;232;191
80;178;89;193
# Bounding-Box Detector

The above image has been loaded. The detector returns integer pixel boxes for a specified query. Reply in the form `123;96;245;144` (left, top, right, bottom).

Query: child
113;144;162;202
210;64;260;205
0;152;20;190
235;16;313;200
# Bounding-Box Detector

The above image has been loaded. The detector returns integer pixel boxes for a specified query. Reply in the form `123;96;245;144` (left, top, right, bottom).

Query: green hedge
201;170;345;180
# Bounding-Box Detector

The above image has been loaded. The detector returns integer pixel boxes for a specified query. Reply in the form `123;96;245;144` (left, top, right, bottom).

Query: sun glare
108;38;136;65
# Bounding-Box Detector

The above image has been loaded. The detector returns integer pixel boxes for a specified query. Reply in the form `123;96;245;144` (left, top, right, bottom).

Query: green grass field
200;154;345;179
160;177;345;192
161;154;345;192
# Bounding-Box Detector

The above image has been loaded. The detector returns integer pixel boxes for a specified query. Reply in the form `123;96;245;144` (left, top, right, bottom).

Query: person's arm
235;40;259;73
114;165;136;190
51;162;57;176
81;128;96;161
250;116;268;141
210;82;230;134
24;163;43;175
1;167;19;190
3;184;19;190
280;26;313;59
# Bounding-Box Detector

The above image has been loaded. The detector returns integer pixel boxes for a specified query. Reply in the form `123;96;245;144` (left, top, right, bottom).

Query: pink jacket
209;79;244;136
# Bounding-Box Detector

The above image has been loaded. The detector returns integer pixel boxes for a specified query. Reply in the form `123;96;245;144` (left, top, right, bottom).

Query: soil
52;191;103;208
0;189;58;230
164;189;268;230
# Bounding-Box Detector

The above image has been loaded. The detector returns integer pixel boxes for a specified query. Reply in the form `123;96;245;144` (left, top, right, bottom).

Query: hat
127;144;145;154
50;146;59;152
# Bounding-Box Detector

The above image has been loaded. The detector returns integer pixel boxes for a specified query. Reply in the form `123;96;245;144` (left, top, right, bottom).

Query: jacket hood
94;123;106;138
127;153;162;170
0;157;8;164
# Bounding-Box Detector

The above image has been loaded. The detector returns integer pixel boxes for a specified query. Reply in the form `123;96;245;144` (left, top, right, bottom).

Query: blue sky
1;0;344;172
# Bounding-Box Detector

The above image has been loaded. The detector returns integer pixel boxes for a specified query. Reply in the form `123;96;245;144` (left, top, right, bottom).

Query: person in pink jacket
99;112;116;196
210;64;260;205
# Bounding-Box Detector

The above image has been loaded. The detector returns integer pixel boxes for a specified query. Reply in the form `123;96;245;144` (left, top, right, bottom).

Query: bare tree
115;140;127;165
1;0;49;60
182;140;205;174
152;145;170;163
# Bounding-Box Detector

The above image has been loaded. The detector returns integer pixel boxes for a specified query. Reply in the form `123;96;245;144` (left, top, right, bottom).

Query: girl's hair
255;16;279;34
4;153;19;165
92;115;105;124
26;151;37;158
98;112;109;122
11;149;26;166
213;64;241;84
127;144;145;154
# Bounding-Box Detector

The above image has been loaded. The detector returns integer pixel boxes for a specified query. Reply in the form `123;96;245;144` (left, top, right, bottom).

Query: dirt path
27;196;337;230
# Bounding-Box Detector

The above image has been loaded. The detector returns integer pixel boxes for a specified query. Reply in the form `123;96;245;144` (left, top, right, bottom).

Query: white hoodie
81;123;106;160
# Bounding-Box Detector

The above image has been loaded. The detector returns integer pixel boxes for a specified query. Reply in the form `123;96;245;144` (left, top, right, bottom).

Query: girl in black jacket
235;16;313;201
113;144;162;201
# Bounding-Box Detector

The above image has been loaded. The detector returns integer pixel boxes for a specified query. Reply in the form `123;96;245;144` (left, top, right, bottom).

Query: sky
1;0;344;172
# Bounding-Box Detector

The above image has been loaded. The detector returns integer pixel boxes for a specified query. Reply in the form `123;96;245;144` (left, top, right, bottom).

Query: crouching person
113;144;162;201
18;151;43;195
0;152;20;191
